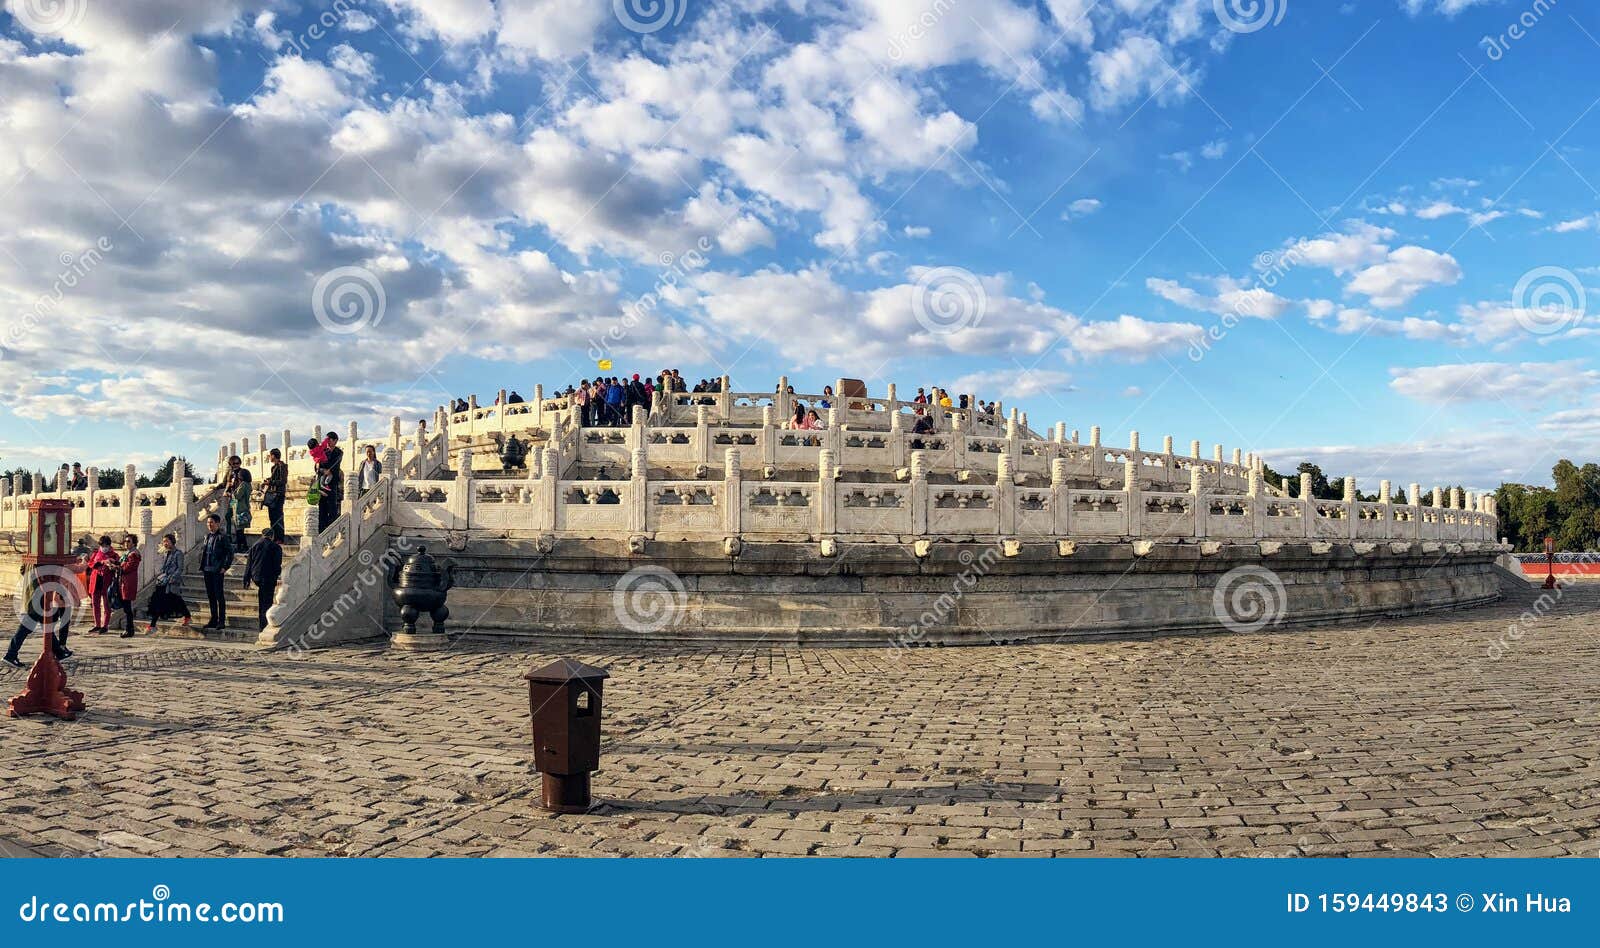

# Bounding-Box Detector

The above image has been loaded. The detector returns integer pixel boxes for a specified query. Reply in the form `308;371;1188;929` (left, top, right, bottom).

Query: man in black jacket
243;528;283;631
317;431;345;531
199;514;234;630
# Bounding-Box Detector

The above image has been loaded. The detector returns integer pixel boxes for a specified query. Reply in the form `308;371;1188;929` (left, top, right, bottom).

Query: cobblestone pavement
1;579;1597;858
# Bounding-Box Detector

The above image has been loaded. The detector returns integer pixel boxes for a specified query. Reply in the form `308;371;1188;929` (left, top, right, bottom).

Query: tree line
1;457;194;491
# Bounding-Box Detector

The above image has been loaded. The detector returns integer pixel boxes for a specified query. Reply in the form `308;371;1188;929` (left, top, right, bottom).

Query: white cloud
1282;221;1395;274
497;0;609;62
1552;214;1600;233
1388;361;1598;404
949;368;1074;401
1281;221;1459;307
1147;276;1293;319
1346;245;1462;308
1089;32;1198;111
1062;197;1102;220
1305;305;1463;342
1400;1;1498;16
1414;200;1463;220
1071;314;1204;360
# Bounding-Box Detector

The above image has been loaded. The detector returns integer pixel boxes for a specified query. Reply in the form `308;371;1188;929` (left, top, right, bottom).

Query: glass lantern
26;498;73;566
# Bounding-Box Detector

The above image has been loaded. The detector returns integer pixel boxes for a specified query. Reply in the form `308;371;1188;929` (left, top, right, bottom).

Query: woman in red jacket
85;535;118;633
114;534;142;639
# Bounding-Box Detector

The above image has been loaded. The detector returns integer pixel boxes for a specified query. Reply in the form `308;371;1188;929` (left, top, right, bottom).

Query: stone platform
391;537;1505;648
1;576;1595;858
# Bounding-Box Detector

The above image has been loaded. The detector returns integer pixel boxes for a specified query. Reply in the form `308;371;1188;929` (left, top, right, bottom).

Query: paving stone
1;582;1595;857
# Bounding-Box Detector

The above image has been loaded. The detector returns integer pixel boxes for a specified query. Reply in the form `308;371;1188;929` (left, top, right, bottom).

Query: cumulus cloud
949;368;1074;402
687;266;1199;371
1304;304;1463;342
1388;361;1598;405
1146;276;1294;319
1281;221;1460;307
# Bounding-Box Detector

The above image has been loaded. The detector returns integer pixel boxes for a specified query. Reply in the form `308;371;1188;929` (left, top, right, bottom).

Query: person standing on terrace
604;376;625;426
263;448;288;543
358;444;383;492
575;380;592;427
224;455;252;548
316;432;345;530
199;514;234;630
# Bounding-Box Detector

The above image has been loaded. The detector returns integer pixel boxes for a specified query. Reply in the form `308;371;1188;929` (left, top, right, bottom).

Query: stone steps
147;537;303;640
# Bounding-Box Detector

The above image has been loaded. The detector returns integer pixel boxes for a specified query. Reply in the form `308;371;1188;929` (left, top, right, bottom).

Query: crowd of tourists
3;516;289;669
446;369;726;429
436;374;1005;436
5;376;1014;667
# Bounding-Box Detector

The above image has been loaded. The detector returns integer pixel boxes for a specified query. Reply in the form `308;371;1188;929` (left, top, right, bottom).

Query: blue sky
0;0;1595;490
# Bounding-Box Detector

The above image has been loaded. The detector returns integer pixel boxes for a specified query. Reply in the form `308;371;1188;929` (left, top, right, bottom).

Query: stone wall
382;536;1503;649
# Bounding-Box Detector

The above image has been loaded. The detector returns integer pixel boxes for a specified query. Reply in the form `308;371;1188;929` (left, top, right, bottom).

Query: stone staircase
161;535;303;641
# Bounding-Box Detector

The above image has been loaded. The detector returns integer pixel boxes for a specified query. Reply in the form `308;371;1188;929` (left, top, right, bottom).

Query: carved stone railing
258;470;392;648
375;448;1498;545
0;459;212;589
